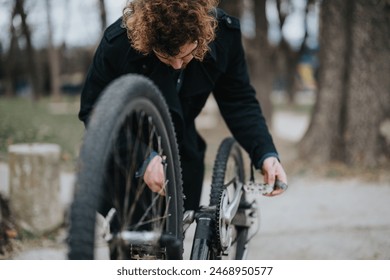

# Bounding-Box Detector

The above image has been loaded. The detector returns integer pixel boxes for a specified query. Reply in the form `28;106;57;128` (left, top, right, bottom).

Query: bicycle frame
99;178;287;260
68;76;289;260
99;179;287;259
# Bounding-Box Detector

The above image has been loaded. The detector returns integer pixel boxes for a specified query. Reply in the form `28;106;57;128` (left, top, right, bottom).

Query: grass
0;96;84;169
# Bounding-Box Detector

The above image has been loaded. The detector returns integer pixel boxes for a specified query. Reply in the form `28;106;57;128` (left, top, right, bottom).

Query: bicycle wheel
209;137;248;259
68;74;183;260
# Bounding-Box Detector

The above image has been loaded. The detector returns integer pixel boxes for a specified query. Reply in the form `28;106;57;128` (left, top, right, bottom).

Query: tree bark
218;0;242;17
300;0;390;167
98;0;107;32
281;0;315;104
45;0;62;100
249;0;274;122
15;0;41;100
345;0;390;166
3;22;19;97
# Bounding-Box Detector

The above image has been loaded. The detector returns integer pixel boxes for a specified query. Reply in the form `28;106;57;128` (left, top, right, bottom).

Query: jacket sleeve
213;16;278;168
78;19;126;126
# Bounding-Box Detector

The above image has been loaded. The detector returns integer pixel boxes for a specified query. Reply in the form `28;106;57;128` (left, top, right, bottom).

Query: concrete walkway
247;176;390;259
3;171;390;260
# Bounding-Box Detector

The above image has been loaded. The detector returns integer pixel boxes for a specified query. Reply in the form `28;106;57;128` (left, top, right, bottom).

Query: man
79;0;287;211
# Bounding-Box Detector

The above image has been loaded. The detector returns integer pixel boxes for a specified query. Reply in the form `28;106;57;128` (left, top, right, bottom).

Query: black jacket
79;8;278;168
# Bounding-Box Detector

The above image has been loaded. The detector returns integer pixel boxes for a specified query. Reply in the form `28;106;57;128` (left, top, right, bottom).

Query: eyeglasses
153;41;198;62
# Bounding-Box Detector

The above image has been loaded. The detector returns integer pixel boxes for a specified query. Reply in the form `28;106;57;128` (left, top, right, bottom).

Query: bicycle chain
215;189;228;254
215;181;287;255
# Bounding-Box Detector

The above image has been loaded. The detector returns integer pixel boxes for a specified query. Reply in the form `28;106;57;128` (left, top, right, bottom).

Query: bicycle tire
68;74;183;260
209;137;248;260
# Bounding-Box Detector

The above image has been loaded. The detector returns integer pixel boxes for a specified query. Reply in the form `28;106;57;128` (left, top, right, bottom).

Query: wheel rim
103;98;179;259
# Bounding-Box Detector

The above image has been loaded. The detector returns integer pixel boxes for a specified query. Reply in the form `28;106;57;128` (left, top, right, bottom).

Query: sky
0;0;318;51
0;0;126;49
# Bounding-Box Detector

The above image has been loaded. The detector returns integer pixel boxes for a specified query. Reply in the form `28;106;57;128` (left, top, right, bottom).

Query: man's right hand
261;156;288;197
143;155;166;195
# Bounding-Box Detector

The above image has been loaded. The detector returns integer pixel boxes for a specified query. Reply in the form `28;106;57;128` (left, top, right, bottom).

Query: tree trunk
300;0;390;167
249;0;274;122
3;23;19;98
279;38;300;104
344;0;390;166
45;0;61;100
282;0;315;104
15;0;41;100
218;0;242;17
98;0;107;32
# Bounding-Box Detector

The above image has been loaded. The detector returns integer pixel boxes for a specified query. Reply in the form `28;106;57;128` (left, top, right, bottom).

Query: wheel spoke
68;76;183;260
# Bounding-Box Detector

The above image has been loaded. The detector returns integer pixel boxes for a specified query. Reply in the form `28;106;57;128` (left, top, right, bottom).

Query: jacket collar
123;40;218;99
126;48;147;62
205;40;217;62
125;40;217;63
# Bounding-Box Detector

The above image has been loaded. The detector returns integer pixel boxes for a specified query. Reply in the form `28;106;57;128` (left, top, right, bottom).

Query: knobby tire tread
209;137;247;259
68;74;183;259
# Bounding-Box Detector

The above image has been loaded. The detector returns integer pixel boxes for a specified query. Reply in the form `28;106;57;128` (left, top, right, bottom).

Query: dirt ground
1;103;390;260
195;108;390;260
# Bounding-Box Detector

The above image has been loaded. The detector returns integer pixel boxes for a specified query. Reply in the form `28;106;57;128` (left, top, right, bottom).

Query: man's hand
262;156;288;197
143;155;166;196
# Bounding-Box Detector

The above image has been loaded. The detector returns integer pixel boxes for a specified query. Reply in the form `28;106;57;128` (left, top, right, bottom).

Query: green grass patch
0;97;84;168
272;101;314;114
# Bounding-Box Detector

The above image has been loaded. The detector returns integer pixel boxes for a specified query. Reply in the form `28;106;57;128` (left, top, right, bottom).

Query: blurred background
0;0;389;260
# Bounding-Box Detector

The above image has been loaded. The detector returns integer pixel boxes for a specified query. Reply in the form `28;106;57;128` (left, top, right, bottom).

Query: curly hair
122;0;219;61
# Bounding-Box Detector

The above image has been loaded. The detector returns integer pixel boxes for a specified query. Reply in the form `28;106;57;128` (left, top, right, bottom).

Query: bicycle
67;74;287;260
187;137;287;259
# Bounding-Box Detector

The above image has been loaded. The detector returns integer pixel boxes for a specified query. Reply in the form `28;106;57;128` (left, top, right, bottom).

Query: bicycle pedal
244;182;274;195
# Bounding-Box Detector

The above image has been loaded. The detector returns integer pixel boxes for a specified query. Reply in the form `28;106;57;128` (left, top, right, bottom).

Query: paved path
247;176;390;259
5;172;390;260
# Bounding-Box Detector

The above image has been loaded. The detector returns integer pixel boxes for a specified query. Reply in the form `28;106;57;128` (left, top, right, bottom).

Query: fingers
143;155;166;196
262;157;278;186
262;156;288;197
264;180;285;196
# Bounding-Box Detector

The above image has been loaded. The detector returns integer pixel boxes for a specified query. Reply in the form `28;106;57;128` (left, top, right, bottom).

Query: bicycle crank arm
221;182;245;224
